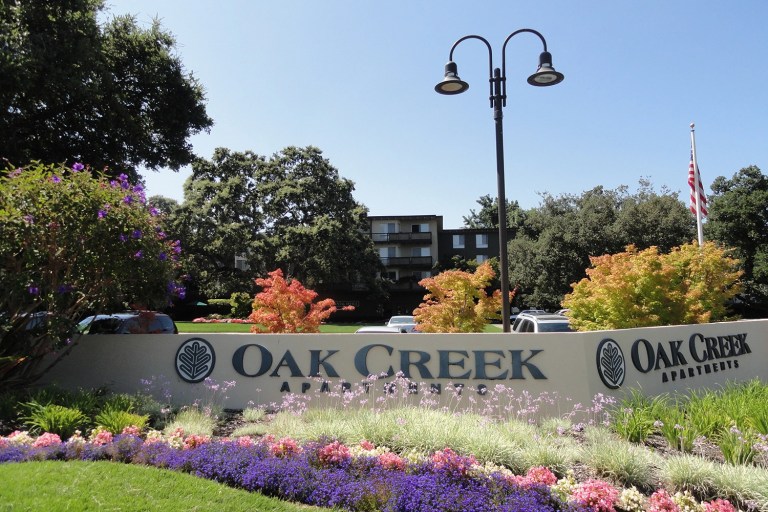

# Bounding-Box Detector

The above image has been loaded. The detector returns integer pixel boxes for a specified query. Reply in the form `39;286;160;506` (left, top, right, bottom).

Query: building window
476;254;489;264
412;223;429;233
234;254;249;271
380;247;396;263
412;247;430;257
384;222;397;233
476;234;489;248
453;234;465;248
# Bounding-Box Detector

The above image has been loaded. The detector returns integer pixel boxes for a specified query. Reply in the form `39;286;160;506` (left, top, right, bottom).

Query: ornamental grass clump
581;427;661;491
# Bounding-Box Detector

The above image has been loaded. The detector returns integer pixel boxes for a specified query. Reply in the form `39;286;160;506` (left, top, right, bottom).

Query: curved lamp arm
501;29;550;106
447;35;495;107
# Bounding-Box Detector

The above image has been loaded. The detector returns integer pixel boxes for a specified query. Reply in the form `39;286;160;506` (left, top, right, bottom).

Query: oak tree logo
596;338;625;389
175;337;215;383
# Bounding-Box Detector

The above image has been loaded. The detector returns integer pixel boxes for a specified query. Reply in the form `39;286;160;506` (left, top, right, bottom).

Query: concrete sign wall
42;319;768;411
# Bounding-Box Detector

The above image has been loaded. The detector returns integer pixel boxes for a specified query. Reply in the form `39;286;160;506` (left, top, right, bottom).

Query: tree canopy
462;194;527;233
0;0;212;180
705;165;768;317
505;182;695;310
165;146;383;298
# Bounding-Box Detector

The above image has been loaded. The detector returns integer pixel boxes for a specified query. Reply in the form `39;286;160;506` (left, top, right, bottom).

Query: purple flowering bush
0;162;185;388
0;428;743;512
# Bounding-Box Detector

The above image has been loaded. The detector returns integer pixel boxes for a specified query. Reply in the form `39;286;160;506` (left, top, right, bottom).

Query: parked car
510;309;547;322
355;326;407;334
385;315;418;333
512;313;572;333
78;311;178;334
554;309;570;316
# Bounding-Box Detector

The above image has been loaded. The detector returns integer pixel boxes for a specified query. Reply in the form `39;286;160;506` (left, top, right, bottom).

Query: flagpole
690;122;704;247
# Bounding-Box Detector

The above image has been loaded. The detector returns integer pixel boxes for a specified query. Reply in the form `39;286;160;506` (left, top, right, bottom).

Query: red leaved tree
248;269;351;333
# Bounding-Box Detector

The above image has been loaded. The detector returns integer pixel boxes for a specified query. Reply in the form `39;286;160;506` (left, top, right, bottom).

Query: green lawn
176;321;503;333
0;461;328;511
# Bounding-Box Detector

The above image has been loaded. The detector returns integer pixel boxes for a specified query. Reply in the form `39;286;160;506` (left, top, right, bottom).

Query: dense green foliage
505;181;696;310
462;194;528;233
705;165;768;317
162;146;383;298
613;381;768;465
0;163;182;388
0;0;212;180
20;403;88;438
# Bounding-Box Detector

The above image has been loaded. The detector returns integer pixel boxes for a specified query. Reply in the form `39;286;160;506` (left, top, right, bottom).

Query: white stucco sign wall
42;319;768;411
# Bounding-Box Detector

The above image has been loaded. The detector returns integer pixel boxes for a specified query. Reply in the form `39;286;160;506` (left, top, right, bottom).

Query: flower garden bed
0;427;746;512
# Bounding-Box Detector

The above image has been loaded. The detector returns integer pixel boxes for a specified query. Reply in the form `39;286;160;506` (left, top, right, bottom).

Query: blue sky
102;1;768;228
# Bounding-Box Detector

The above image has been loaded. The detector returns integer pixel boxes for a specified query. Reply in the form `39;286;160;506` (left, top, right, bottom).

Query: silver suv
512;313;571;333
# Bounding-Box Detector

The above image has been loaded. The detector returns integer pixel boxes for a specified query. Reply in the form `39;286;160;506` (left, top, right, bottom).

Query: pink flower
359;440;375;450
526;466;557;486
430;448;478;477
270;437;301;458
234;436;255;448
506;474;530;487
91;430;113;446
571;479;619;512
377;451;406;471
648;489;679;512
32;432;62;448
183;434;211;450
702;499;737;512
121;425;142;436
317;440;351;466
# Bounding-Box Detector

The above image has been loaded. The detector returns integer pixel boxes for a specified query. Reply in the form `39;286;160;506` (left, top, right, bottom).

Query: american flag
688;151;708;217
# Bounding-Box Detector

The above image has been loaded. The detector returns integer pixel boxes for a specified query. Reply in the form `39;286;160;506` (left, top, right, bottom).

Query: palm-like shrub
22;402;88;438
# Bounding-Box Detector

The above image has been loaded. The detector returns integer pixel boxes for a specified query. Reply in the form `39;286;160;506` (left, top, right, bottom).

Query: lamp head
527;51;564;86
435;61;469;95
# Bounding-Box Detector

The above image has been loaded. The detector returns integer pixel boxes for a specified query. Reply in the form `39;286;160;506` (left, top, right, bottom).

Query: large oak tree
165;146;383;298
705;165;768;316
0;0;212;180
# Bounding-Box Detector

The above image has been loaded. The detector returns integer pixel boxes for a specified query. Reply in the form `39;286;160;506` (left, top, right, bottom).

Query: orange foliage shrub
563;242;742;331
248;269;352;333
413;262;512;333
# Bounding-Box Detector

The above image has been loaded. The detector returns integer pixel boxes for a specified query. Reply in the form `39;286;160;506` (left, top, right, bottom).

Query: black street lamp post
435;29;564;332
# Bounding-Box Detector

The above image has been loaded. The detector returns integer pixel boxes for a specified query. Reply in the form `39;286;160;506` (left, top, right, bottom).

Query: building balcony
380;256;433;268
371;232;432;244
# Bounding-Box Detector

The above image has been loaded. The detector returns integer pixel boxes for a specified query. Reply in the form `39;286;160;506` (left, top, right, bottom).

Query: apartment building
368;215;442;285
437;228;501;267
367;215;501;317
